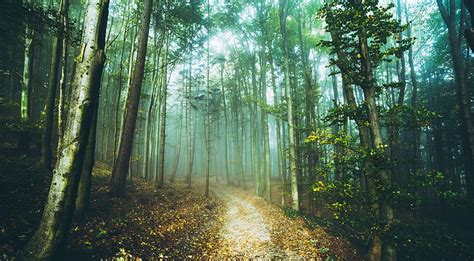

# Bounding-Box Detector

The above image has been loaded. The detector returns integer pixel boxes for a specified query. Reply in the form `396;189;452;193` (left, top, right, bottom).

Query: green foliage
306;126;473;260
243;95;286;117
380;103;438;129
324;104;367;126
319;1;413;87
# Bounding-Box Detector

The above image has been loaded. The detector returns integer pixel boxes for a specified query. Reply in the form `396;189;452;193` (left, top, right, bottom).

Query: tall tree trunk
331;65;344;180
110;0;153;197
19;0;108;258
297;5;319;213
57;0;69;152
405;2;421;171
261;60;271;202
357;10;396;260
205;0;211;197
269;49;286;206
169;101;183;183
437;0;474;201
250;55;261;196
145;28;163;180
185;51;193;188
158;31;169;189
41;29;62;168
280;0;299;211
220;61;230;185
112;9;133;167
74;97;99;221
18;0;35;153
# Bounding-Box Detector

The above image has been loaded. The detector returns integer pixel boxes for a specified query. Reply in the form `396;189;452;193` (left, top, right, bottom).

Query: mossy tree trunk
19;0;109;259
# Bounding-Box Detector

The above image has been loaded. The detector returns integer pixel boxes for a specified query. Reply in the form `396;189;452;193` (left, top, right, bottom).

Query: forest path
211;186;320;259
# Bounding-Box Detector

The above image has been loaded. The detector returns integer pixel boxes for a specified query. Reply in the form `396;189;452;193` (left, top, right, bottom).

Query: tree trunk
18;0;35;153
158;31;169;189
109;0;153;197
220;61;230;186
41;32;62;169
74;98;99;221
463;0;474;51
169;102;183;183
280;0;299;211
405;2;421;172
185;50;193;188
19;0;108;258
205;0;211;198
269;49;286;206
357;12;396;260
57;0;69;152
437;0;474;201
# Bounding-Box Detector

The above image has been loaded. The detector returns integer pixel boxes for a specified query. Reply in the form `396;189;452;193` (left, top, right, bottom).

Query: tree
279;0;299;211
320;1;412;259
464;0;474;51
205;0;211;198
109;0;153;197
436;0;474;201
18;0;35;153
41;0;69;169
158;29;170;189
19;0;109;258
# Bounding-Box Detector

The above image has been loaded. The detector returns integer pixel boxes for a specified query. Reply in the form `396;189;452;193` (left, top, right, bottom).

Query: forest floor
0;151;359;259
211;186;359;259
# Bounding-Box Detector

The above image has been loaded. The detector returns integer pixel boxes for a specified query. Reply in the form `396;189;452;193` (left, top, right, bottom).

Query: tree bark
357;6;395;259
205;0;211;197
41;33;62;169
74;98;99;221
185;50;194;188
109;0;153;197
57;0;69;152
169;102;183;183
19;0;108;259
269;48;286;206
158;31;169;189
220;60;230;186
280;0;299;211
18;0;35;153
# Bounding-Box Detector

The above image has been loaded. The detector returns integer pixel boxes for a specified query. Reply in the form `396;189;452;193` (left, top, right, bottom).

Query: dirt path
212;186;320;259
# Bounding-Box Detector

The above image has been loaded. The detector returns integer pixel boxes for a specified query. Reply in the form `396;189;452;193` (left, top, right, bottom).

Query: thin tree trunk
269;49;286;206
74;97;99;220
110;0;153;197
41;28;62;168
158;30;169;189
169;102;183;183
220;61;230;185
185;50;193;188
113;8;136;168
18;0;35;153
280;0;299;211
205;0;211;197
57;0;69;150
405;2;421;171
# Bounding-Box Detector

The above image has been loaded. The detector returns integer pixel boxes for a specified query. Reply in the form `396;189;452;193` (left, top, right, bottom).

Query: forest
0;0;473;259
